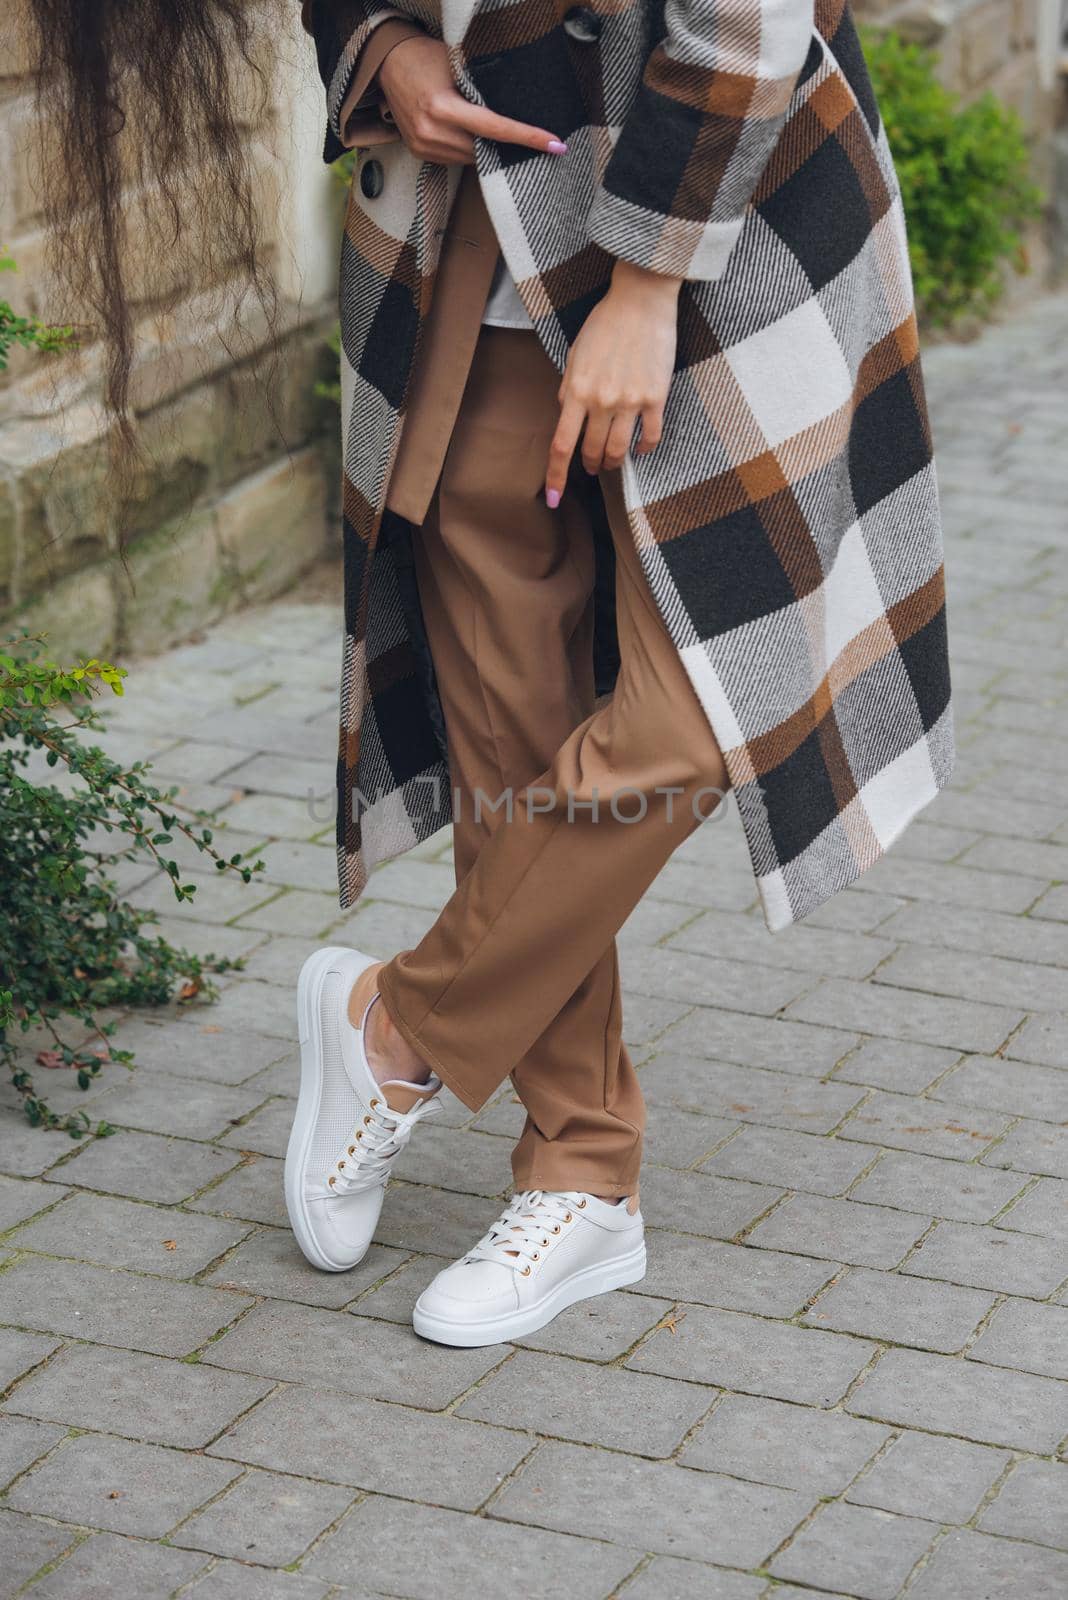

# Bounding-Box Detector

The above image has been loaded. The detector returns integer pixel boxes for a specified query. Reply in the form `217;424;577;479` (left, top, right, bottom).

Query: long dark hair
25;0;277;443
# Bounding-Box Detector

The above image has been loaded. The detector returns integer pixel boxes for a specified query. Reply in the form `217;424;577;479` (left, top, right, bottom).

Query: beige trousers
376;324;729;1196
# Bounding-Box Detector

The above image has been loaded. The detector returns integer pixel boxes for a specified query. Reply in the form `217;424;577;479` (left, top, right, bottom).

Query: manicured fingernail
547;139;568;155
545;487;561;508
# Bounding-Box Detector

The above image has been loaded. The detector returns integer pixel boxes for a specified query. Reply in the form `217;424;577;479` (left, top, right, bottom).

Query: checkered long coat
302;0;953;931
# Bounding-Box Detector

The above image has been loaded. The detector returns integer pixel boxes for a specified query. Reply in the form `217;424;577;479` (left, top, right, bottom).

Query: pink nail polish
547;139;568;156
545;487;561;509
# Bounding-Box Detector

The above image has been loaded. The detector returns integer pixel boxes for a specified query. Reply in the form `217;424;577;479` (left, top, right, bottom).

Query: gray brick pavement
1;292;1066;1596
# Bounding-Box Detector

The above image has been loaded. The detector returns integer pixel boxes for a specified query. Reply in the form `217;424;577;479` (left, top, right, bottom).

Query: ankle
355;978;430;1089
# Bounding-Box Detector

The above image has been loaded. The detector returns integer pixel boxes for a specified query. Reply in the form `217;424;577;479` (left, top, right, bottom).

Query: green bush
864;28;1044;326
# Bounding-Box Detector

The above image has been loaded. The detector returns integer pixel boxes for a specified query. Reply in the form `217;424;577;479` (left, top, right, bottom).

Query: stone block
3;1343;271;1448
6;1432;241;1537
681;1392;887;1494
847;1430;1010;1525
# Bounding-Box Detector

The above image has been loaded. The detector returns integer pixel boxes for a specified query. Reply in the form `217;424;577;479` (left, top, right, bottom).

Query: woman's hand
545;261;680;505
378;36;566;164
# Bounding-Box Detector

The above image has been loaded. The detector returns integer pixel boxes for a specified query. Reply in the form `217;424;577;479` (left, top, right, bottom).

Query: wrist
609;258;683;302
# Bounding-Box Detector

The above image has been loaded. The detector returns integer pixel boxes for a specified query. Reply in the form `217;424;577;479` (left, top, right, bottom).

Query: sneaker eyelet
363;1115;373;1126
577;1197;587;1208
552;1225;561;1234
532;1252;540;1261
520;1265;532;1276
338;1160;346;1170
564;1212;572;1223
347;1146;355;1155
369;1097;380;1109
355;1130;363;1140
328;1175;336;1188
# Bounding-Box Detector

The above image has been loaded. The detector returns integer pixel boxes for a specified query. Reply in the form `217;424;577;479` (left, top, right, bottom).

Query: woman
31;0;952;1347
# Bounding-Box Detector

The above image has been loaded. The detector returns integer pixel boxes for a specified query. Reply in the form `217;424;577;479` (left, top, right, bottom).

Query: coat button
563;6;602;43
359;158;384;199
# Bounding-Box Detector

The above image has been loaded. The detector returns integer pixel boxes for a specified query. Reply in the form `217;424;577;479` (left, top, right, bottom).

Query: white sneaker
412;1189;646;1347
285;946;441;1272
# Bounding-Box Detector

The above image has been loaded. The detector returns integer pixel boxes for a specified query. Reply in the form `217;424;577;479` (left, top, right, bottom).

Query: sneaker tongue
377;1077;439;1113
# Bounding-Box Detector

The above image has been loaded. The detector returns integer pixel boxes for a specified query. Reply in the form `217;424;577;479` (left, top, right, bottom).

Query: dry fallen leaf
163;1240;178;1251
658;1309;687;1336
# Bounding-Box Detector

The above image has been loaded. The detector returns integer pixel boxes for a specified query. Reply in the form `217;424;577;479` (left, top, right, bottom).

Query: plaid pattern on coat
301;0;954;932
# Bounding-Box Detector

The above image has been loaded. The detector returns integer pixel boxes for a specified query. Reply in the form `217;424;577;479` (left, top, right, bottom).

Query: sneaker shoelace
328;1091;440;1195
466;1189;588;1275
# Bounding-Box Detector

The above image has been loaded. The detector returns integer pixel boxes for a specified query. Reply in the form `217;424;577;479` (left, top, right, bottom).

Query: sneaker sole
284;945;378;1274
411;1239;648;1347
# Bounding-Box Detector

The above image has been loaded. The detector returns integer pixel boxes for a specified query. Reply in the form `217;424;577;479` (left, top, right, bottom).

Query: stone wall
0;2;342;658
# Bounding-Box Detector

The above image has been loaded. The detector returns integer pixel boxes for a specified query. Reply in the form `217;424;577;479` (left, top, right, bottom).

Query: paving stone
205;1298;503;1409
104;1016;290;1085
906;1528;1068;1600
220;1097;296;1159
639;1166;782;1239
44;1129;240;1203
667;907;893;979
902;1219;1068;1296
458;1349;714;1457
998;1178;1068;1237
1005;1012;1068;1069
832;1038;963;1095
0;1329;60;1394
8;1191;249;1278
644;1105;738;1169
375;1123;511;1198
346;1253;444;1323
846;1430;1011;1525
846;1347;1068;1451
702;1126;875;1197
306;1494;639;1600
21;1531;207;1600
369;1180;506;1258
803;1267;994;1353
188;1154;289;1227
968;1298;1068;1381
176;980;296;1041
877;944;1068;1013
171;1468;353;1564
768;1501;935;1600
982;1120;1068;1179
879;899;1068;966
653;1007;857;1078
638;1233;835;1317
978;1460;1068;1549
3;1344;271;1448
785;978;1021;1055
208;1385;528;1509
639;1055;865;1133
98;1072;266;1140
934;1055;1068;1124
512;1289;673;1361
628;1305;875;1407
849;1150;1028;1223
0;1416;66;1486
206;1227;407;1309
747;1193;930;1268
173;1558;330;1600
621;993;694;1049
241;1051;301;1099
849;856;1042;915
490;1439;809;1568
840;1091;1011;1161
612;1556;763;1600
619;946;811;1017
0;1256;251;1357
0;1510;79;1595
680;1393;886;1493
0;1178;67;1235
0;1109;83;1179
6;1433;241;1536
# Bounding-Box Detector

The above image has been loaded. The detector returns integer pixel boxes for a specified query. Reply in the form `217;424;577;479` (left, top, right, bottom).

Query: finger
545;395;586;506
602;410;638;471
634;403;664;456
451;99;566;155
581;408;612;476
